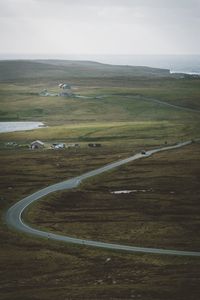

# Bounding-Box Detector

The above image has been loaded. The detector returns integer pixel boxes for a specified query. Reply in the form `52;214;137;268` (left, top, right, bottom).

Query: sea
1;54;200;75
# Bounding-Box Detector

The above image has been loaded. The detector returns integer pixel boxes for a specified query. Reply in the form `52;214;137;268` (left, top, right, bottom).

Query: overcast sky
0;0;200;56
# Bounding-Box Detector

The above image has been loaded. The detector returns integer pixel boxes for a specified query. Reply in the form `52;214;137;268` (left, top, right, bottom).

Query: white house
59;83;71;90
30;140;45;150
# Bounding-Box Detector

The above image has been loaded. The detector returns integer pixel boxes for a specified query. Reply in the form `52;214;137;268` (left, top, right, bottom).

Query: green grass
0;75;199;128
1;120;199;149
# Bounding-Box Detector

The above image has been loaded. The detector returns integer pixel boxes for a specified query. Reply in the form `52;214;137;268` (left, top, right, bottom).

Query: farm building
59;83;71;90
30;140;45;150
51;143;65;150
66;143;80;149
88;143;101;147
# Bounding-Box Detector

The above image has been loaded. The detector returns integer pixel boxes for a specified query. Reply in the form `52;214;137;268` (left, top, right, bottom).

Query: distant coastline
0;54;200;74
170;70;200;75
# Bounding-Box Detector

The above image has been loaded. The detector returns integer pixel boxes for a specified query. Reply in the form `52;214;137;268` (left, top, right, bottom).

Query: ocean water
69;54;200;74
1;54;200;74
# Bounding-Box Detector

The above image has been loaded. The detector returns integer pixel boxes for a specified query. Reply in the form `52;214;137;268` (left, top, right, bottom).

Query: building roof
59;83;71;89
31;140;44;146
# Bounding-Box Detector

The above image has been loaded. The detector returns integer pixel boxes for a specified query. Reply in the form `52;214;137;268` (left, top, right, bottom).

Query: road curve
6;140;200;257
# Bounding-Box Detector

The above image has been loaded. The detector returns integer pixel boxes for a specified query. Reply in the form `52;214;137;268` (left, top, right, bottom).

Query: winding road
6;140;200;257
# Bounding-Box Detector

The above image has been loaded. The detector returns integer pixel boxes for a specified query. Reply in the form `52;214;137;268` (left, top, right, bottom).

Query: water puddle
111;189;153;194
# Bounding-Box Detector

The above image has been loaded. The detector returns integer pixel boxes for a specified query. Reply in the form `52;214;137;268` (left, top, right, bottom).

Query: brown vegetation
21;143;200;300
1;144;200;299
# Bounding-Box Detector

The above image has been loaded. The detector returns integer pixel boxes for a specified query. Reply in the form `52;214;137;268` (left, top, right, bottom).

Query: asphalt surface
6;140;200;257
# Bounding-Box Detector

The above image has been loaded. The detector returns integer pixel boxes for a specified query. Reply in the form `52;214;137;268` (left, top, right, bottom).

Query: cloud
0;0;200;55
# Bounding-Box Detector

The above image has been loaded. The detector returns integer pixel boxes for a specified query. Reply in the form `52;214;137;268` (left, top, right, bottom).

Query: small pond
0;122;45;133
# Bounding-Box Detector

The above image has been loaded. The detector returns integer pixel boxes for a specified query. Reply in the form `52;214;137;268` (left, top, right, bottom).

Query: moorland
0;60;200;300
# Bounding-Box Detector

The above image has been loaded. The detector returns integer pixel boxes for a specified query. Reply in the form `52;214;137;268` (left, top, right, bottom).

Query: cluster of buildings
39;83;73;97
30;141;102;150
5;140;102;150
30;140;80;150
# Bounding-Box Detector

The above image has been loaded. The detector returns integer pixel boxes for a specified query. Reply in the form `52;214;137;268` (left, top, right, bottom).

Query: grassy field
1;120;199;148
0;78;200;124
0;60;200;300
0;61;200;125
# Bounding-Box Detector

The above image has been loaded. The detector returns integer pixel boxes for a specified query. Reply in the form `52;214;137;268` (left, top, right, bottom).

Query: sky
0;0;200;56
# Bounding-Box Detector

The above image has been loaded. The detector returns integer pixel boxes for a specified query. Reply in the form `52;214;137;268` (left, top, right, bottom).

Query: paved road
6;140;200;257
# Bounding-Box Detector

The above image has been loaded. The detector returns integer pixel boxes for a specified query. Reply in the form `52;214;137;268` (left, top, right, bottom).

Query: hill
0;59;170;82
